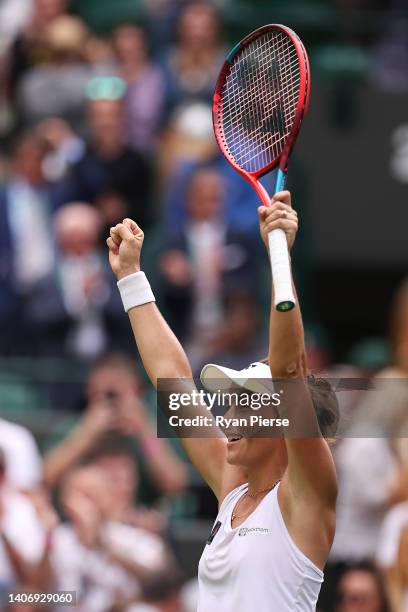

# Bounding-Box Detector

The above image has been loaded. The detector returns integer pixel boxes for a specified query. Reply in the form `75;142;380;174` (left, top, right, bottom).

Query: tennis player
107;191;338;612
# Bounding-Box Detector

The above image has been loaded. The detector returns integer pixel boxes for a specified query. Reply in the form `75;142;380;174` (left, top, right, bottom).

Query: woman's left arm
259;193;337;508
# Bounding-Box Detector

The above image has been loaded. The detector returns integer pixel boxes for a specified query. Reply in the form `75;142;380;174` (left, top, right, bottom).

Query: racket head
213;24;311;180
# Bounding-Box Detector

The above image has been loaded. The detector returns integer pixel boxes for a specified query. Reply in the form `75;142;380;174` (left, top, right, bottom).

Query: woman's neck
245;451;287;495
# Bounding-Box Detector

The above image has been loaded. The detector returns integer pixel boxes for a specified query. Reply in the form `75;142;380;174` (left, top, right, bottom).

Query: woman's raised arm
106;219;244;500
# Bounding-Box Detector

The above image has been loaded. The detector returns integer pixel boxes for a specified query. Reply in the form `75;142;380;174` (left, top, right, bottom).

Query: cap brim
200;364;242;391
200;362;274;394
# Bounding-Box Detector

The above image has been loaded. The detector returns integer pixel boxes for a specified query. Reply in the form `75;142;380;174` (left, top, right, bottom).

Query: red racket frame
212;24;311;207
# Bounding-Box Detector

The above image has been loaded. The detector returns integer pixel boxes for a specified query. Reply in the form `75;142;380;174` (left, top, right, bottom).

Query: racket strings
226;35;299;169
219;31;302;173
223;33;299;167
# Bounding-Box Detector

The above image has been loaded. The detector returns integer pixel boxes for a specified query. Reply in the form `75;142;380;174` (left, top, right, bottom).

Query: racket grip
268;229;296;312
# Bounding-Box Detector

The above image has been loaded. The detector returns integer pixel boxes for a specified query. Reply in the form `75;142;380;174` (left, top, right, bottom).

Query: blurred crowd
0;0;406;611
0;0;267;368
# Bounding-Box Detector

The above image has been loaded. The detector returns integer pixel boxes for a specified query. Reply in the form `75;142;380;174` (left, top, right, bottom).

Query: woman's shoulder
218;482;247;514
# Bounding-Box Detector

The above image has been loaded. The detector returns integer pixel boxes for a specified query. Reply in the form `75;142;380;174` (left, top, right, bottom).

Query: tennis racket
213;24;311;311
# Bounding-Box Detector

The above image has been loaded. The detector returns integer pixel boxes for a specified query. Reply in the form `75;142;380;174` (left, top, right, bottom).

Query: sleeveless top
198;482;324;611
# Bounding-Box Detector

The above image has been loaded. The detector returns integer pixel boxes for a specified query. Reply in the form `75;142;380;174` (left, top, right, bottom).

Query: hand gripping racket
213;24;311;311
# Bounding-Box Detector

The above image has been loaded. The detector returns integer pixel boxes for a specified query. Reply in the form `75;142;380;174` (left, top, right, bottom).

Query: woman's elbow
268;351;307;378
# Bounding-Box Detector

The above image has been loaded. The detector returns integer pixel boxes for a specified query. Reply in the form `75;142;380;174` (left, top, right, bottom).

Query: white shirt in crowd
376;501;408;568
330;438;397;562
126;605;159;612
377;502;408;612
0;487;46;586
51;522;167;612
0;418;42;490
0;0;31;43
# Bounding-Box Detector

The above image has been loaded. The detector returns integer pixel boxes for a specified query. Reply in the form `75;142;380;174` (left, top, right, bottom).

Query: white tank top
198;483;323;612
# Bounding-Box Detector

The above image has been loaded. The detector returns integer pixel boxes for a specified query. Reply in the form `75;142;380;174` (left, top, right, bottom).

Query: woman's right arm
106;220;240;500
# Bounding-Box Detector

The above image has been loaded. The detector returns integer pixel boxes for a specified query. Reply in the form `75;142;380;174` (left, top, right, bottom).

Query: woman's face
222;400;284;468
226;435;283;468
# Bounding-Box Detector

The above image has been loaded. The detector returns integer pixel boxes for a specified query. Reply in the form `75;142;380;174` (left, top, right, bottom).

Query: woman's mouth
227;434;243;444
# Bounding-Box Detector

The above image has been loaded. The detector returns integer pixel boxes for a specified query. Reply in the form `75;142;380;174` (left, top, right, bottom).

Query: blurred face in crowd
35;0;68;21
336;569;384;612
12;136;45;186
61;466;112;527
87;362;142;405
87;99;124;151
187;168;225;222
113;24;147;65
223;294;258;349
95;452;138;508
54;203;101;256
178;2;220;49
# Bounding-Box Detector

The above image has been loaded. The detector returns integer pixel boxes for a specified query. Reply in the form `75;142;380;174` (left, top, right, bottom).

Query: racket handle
268;228;296;312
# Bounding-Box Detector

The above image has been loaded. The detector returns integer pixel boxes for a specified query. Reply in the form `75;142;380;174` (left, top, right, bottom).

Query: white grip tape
268;229;296;309
117;271;155;312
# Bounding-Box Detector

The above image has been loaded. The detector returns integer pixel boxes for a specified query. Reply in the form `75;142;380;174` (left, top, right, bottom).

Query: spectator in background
35;117;85;183
91;446;165;535
0;418;42;491
320;278;408;611
159;165;256;346
7;0;72;94
0;0;32;49
142;0;184;54
160;102;270;236
25;202;125;359
94;189;130;242
17;15;91;132
334;562;390;612
60;93;153;228
113;23;164;152
373;0;408;90
194;289;267;377
0;132;58;354
43;353;187;501
160;1;225;114
84;33;115;73
376;407;408;611
126;568;185;612
377;482;408;611
51;465;169;612
388;277;408;375
321;416;399;612
158;102;217;192
0;448;46;596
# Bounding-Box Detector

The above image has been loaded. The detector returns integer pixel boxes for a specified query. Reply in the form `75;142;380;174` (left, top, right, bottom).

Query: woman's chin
226;444;244;465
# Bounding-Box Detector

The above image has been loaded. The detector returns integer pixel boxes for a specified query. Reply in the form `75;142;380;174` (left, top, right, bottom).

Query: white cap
200;362;274;395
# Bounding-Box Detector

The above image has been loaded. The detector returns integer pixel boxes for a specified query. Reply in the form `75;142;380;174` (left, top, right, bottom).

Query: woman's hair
260;358;339;439
306;374;340;439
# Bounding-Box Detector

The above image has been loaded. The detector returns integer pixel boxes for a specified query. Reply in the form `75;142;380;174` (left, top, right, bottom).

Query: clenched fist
258;191;298;252
106;218;144;280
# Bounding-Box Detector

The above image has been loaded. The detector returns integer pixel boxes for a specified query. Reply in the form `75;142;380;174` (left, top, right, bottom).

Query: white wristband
117;271;155;312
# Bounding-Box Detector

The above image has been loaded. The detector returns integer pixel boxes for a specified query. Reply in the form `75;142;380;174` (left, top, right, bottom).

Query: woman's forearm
268;281;306;378
127;302;192;388
107;221;192;387
258;193;307;377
